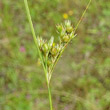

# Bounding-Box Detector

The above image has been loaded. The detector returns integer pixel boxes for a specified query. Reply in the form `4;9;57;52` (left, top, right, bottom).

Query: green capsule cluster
37;36;61;68
56;20;75;44
37;20;75;73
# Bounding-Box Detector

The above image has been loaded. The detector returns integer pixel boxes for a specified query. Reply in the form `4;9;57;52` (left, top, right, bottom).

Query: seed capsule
66;26;73;34
51;47;58;56
62;35;69;43
42;43;48;54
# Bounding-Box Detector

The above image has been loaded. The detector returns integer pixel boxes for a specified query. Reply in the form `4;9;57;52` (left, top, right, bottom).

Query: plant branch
47;83;53;110
24;0;53;110
49;0;92;82
24;0;46;72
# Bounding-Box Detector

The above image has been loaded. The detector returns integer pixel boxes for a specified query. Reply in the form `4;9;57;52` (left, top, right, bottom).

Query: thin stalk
74;0;92;32
23;0;45;72
47;83;53;110
23;0;53;110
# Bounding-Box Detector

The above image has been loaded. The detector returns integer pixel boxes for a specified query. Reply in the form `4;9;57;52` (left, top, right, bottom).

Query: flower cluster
56;20;75;44
37;20;75;74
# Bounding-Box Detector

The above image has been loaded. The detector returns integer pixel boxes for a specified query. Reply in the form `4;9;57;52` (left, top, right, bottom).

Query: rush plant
24;0;91;110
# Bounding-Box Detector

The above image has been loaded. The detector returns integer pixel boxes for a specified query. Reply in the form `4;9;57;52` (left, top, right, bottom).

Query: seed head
66;26;73;34
64;20;73;34
51;46;58;56
37;20;75;72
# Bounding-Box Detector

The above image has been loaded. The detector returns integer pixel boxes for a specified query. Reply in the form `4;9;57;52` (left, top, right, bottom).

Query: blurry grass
0;0;110;110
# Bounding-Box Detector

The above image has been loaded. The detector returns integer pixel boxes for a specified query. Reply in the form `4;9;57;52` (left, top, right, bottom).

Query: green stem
23;0;45;71
23;0;53;110
47;83;53;110
74;0;92;32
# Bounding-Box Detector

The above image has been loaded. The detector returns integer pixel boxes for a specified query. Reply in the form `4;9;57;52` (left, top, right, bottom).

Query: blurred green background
0;0;110;110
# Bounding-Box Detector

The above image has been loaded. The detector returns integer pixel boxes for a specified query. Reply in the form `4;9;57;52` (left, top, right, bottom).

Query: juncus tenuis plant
24;0;91;109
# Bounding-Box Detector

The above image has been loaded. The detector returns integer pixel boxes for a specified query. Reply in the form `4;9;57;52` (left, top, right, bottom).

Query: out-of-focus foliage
0;0;110;110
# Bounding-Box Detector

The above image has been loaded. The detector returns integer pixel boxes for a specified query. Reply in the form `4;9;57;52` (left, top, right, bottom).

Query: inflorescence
37;20;75;80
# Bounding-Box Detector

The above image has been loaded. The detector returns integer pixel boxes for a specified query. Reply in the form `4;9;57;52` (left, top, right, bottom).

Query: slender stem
23;0;45;71
47;83;53;110
23;0;53;110
74;0;92;32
